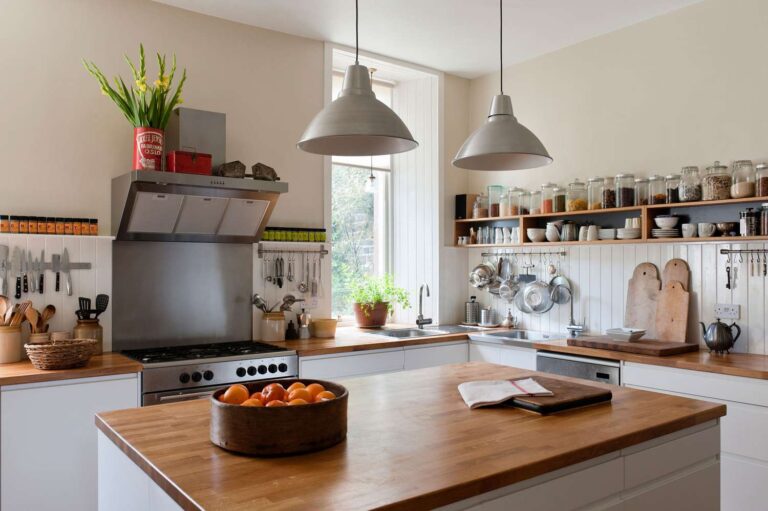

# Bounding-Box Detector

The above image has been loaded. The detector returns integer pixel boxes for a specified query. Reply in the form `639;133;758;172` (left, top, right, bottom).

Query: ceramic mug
681;223;697;238
587;225;599;241
631;217;642;229
578;226;588;241
698;222;716;238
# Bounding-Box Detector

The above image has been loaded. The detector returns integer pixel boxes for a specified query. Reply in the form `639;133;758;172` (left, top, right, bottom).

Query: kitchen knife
0;245;8;296
61;248;72;296
52;254;61;293
31;254;38;293
21;250;28;294
38;249;44;293
11;248;21;299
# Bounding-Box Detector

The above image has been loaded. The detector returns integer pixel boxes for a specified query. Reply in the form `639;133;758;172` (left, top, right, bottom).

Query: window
331;72;393;318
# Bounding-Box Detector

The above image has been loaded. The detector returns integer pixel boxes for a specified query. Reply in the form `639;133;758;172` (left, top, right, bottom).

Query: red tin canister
166;150;213;175
133;127;164;171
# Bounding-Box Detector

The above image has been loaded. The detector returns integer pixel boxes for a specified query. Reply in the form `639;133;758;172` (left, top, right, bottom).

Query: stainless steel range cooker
123;341;298;406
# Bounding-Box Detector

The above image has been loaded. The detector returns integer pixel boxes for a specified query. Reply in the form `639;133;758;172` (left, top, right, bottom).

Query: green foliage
349;274;410;315
83;44;187;129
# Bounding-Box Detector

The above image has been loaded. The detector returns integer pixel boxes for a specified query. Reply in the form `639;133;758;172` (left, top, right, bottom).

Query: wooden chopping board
662;258;690;291
655;281;689;342
507;376;612;415
567;336;699;356
624;263;661;337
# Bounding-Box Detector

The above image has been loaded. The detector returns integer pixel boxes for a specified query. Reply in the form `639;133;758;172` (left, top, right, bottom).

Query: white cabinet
469;341;536;370
624;362;768;511
299;348;405;379
404;342;468;370
1;373;139;511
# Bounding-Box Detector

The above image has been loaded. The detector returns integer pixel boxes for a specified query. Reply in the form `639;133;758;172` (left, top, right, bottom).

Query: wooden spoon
41;304;56;331
25;307;40;334
0;295;8;319
10;301;31;327
3;305;15;326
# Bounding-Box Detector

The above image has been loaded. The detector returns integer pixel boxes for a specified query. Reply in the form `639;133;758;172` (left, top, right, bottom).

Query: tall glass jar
615;173;635;207
648;175;666;205
731;160;755;198
541;183;556;213
553;186;566;213
602;177;616;208
757;164;768;197
587;177;604;210
508;187;523;215
634;178;649;206
472;194;488;218
488;185;504;217
499;189;511;217
702;161;731;200
528;191;540;214
679;166;702;202
665;174;680;203
566;179;588;211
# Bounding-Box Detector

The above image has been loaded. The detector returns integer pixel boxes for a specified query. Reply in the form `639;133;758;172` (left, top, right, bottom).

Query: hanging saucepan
469;261;496;289
523;264;555;314
487;257;504;295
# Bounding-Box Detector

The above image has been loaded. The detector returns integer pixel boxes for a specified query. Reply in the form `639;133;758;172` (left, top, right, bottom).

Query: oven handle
158;390;217;403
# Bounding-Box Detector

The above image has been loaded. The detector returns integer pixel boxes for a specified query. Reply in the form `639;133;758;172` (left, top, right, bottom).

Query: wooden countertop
533;338;768;380
0;353;142;386
96;362;725;511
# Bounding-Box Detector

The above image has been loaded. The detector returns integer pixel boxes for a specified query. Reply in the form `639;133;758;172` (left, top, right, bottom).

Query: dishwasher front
536;352;621;385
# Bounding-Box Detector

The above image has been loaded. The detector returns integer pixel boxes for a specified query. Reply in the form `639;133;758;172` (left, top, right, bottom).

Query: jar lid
552;186;564;193
587;177;604;183
681;166;699;173
706;160;728;172
540;182;556;189
733;159;753;165
569;178;585;186
648;175;664;182
756;163;768;170
615;173;635;179
665;174;680;180
634;177;648;183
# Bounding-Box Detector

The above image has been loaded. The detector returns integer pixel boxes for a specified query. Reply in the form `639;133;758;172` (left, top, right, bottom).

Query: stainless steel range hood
111;171;288;243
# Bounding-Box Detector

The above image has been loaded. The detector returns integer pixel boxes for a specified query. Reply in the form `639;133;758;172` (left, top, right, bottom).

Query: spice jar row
0;216;99;236
262;227;327;243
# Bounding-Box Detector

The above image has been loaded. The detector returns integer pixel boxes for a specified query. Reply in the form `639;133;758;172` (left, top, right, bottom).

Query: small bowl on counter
605;328;646;342
311;318;338;338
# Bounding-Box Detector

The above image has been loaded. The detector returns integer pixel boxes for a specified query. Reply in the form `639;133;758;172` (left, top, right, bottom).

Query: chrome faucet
551;284;584;337
416;283;432;329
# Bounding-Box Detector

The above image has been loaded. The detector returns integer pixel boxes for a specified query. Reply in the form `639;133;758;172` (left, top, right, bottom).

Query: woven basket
24;339;98;370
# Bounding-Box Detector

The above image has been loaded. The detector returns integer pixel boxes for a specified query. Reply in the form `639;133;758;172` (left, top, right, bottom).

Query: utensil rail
257;243;328;259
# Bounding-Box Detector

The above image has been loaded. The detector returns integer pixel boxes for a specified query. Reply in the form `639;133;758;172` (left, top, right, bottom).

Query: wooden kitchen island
96;363;725;511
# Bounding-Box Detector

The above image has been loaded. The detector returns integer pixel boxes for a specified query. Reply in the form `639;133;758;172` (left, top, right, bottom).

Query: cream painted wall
465;0;768;195
0;0;324;232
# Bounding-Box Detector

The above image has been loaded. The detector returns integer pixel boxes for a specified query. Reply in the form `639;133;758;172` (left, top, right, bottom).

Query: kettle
699;319;741;354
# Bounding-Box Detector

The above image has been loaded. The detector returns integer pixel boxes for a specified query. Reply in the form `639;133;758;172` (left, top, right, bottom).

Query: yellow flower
177;95;184;105
100;87;109;96
135;76;147;93
153;75;170;91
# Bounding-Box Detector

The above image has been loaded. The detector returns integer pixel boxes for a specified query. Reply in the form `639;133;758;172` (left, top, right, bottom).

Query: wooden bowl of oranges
210;379;348;456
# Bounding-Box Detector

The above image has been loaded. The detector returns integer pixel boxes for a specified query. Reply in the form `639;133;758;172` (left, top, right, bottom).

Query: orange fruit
288;388;313;403
288;398;309;406
219;384;249;405
249;392;266;405
263;383;285;393
263;385;286;403
286;382;306;393
305;383;325;400
315;390;336;401
266;400;286;407
241;398;263;407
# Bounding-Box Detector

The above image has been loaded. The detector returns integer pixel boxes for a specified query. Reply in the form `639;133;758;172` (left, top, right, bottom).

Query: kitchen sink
366;325;484;339
468;329;565;348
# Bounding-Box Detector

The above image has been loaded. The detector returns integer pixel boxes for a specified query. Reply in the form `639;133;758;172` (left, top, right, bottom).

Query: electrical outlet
714;304;740;320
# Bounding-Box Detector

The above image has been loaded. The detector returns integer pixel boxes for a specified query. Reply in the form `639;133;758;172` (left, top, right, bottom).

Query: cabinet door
403;342;468;370
469;342;500;363
2;375;139;511
299;349;404;379
497;345;537;370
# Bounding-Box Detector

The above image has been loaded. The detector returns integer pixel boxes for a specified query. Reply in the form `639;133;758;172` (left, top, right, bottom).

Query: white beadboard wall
392;75;441;323
0;234;113;351
467;240;768;354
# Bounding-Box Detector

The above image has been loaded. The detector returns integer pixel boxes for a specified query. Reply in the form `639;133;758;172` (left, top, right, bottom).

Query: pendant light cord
499;0;503;94
355;0;359;64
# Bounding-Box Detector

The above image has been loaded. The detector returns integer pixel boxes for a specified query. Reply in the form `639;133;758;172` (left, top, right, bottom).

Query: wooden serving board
625;263;660;337
567;336;699;356
662;258;690;291
655;281;689;342
508;376;612;415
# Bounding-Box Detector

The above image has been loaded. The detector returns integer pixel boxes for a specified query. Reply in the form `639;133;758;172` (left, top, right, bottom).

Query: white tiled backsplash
469;241;768;354
0;234;113;351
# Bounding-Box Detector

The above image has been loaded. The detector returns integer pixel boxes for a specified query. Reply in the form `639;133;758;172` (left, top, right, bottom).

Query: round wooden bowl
210;379;348;457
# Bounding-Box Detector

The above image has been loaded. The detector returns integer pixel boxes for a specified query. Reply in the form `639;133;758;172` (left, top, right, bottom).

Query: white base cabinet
469;341;537;370
624;362;768;511
1;374;139;511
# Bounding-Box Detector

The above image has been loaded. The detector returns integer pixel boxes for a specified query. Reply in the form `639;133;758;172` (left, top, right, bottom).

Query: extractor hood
111;171;288;243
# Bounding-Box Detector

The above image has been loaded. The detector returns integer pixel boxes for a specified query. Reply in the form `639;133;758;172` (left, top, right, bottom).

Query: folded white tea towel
458;378;553;409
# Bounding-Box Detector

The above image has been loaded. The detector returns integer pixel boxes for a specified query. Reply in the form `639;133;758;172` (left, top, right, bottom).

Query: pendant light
297;0;418;156
453;0;552;171
364;156;376;194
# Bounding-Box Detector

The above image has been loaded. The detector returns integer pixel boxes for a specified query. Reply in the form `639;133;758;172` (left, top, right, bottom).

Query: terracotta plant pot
133;127;164;170
353;302;390;328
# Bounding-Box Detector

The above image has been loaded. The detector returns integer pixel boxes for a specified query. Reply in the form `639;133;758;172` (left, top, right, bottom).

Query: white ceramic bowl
545;230;560;243
527;228;547;242
654;216;679;229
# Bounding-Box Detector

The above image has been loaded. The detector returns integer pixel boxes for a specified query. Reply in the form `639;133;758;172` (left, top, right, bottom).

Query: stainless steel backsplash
112;241;252;351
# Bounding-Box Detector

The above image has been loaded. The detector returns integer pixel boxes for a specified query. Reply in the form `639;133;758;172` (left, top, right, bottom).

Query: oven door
143;384;226;406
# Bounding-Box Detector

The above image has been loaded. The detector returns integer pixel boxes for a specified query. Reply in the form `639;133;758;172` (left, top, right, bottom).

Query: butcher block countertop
96;362;725;511
0;353;142;386
533;337;768;380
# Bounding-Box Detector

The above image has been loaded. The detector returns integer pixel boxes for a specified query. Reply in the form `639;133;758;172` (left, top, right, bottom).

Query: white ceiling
156;0;703;78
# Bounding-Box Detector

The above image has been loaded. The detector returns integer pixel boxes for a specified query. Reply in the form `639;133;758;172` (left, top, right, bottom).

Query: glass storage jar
488;185;504;217
587;177;604;210
541;183;556;213
553;187;566;213
472;194;488;218
702;161;731;200
731;160;755;198
761;203;768;236
757;164;768;197
665;174;680;204
615;173;635;207
634;177;649;206
679;166;702;202
528;191;540;214
508;187;523;215
567;179;588;211
602;177;616;208
499;190;511;217
648;175;666;205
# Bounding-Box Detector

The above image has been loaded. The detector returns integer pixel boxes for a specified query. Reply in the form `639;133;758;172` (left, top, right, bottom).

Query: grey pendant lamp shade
297;1;418;156
452;0;551;171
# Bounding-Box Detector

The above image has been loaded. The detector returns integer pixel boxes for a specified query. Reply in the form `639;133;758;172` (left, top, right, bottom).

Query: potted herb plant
350;274;410;328
83;44;186;171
